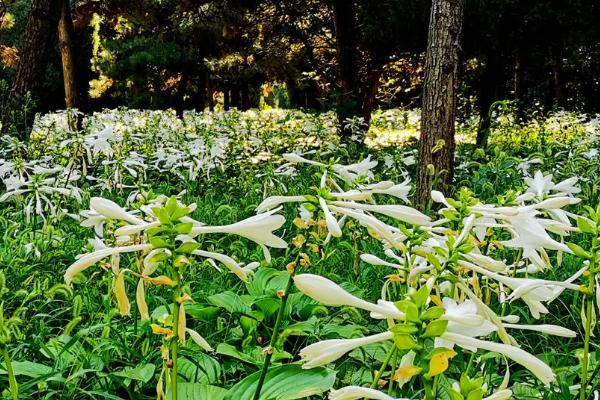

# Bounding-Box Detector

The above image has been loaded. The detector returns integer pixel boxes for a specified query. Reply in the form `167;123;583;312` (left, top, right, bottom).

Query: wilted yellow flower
426;349;457;378
292;234;306;248
307;243;319;253
152;324;174;340
145;275;177;286
136;279;149;321
299;253;311;267
114;271;130;317
178;303;186;343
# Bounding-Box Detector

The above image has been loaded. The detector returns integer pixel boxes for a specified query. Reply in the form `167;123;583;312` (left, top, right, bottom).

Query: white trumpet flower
329;386;406;400
191;208;287;248
90;197;145;225
255;195;307;213
300;331;393;368
459;260;581;318
440;331;555;385
294;274;404;320
503;323;576;337
330;201;431;226
65;243;152;285
193;249;252;281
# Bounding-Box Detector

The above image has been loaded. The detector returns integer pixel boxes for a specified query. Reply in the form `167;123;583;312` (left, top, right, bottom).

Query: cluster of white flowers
253;155;589;399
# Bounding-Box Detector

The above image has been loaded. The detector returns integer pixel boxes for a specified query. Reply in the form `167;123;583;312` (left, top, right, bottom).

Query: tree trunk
475;55;500;146
416;0;464;207
58;0;78;129
331;0;360;137
1;0;61;139
175;70;188;118
361;67;382;128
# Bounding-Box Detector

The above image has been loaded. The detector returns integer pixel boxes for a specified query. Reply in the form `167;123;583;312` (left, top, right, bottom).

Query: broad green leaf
112;363;155;384
177;355;221;385
208;291;251;314
167;383;227;400
0;361;53;378
224;364;335;400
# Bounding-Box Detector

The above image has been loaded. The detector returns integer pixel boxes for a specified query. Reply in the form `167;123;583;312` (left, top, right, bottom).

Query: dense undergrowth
0;107;599;400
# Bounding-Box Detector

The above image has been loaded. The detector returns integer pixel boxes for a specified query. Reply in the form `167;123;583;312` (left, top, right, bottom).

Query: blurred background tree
0;0;599;138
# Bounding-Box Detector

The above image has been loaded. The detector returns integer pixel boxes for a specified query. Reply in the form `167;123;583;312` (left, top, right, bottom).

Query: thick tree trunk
416;0;464;207
2;0;61;139
58;0;79;129
331;0;360;137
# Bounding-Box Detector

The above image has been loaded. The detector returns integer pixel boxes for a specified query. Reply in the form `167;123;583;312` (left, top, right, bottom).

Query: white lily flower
294;274;404;320
525;170;555;197
190;208;287;248
65;243;152;285
483;389;513;400
458;260;581;318
90;197;145;225
435;298;497;350
330;201;431;226
503;323;576;337
193;249;251;281
360;253;402;269
395;350;417;388
431;190;454;209
255;195;307;213
440;331;555;385
364;179;411;203
329;386;406;400
300;331;393;368
320;197;342;237
185;328;213;352
328;205;403;249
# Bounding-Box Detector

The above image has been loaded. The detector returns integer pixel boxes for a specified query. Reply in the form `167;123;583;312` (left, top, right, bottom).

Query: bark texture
417;0;464;207
58;0;78;110
331;0;360;137
2;0;61;138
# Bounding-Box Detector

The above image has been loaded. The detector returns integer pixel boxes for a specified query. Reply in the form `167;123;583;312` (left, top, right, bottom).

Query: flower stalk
253;263;296;400
1;343;18;400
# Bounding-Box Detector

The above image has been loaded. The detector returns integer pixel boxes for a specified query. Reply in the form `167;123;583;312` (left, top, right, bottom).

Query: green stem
171;286;181;400
580;295;593;400
388;348;399;395
424;379;434;400
1;344;19;400
370;345;396;390
253;272;295;400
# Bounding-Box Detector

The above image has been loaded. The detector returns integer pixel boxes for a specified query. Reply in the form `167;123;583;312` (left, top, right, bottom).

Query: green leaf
176;242;200;254
390;324;418;335
208;291;251;314
394;300;419;322
149;237;170;249
216;343;291;366
177;355;221;384
423;319;448;338
421;306;445;320
411;285;430;308
0;361;53;378
577;216;596;234
567;242;592;259
186;305;220;322
224;364;335;400
174;222;193;234
167;383;227;400
425;253;442;270
112;363;155;383
393;333;420;350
